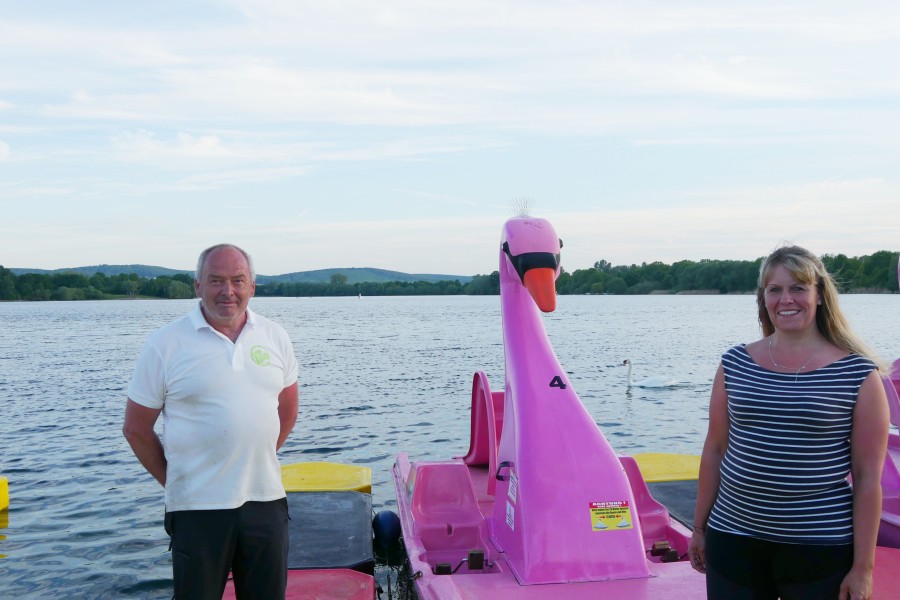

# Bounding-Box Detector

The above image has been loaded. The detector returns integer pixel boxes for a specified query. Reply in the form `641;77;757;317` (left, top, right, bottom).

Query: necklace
767;339;817;381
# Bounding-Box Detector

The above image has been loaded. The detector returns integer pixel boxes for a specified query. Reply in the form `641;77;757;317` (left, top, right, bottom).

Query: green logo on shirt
250;346;272;366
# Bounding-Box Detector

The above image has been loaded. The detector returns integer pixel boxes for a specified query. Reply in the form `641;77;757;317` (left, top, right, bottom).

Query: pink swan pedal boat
392;215;900;599
392;215;703;599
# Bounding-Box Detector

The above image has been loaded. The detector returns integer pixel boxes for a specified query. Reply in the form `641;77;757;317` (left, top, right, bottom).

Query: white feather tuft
511;197;536;217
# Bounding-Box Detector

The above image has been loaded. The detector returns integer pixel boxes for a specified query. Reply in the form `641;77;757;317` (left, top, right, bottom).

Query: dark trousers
164;498;289;600
705;527;853;600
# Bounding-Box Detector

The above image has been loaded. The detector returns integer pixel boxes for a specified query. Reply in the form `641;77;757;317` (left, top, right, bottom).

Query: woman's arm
689;364;729;573
839;371;890;600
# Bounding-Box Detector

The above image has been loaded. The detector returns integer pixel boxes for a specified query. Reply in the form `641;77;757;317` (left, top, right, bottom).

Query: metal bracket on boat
433;550;492;575
495;461;511;481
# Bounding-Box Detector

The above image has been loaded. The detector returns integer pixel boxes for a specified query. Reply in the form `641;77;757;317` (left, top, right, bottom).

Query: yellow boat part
281;462;372;494
0;476;7;511
632;453;700;482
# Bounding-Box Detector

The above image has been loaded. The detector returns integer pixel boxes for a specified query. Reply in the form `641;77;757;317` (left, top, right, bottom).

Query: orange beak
523;267;557;312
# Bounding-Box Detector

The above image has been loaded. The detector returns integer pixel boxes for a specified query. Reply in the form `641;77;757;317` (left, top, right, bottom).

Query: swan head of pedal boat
500;217;562;313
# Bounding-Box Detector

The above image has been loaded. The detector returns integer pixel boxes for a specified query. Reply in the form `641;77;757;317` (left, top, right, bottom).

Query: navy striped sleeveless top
707;345;875;545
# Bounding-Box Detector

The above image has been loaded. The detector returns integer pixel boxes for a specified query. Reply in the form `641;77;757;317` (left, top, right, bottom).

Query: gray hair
195;244;256;283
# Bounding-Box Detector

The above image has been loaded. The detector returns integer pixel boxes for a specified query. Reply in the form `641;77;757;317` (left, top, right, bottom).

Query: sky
1;1;899;277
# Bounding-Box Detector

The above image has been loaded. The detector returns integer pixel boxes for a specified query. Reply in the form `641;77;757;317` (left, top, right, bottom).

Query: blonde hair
756;244;885;371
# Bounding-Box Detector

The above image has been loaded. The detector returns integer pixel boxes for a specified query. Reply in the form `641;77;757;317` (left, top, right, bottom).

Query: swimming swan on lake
622;359;677;388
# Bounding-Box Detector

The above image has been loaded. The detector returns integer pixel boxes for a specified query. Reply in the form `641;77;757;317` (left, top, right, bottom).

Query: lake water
1;294;898;598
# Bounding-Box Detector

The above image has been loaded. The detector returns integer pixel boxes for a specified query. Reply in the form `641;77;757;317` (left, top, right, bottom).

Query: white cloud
5;2;897;128
1;2;898;273
551;178;900;268
113;130;232;160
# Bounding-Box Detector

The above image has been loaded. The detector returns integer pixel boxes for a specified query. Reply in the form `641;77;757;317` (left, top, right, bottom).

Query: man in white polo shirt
123;243;299;600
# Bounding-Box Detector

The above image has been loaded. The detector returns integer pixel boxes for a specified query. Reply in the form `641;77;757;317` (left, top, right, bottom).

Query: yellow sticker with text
590;501;633;531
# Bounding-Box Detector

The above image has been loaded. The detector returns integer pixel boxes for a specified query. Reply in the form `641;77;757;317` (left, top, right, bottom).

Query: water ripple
2;295;897;597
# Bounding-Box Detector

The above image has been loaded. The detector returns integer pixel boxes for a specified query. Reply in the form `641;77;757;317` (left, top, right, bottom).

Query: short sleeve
281;332;299;388
127;339;167;409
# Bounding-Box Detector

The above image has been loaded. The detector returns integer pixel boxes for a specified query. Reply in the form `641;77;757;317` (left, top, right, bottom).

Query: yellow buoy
632;453;700;482
281;462;372;493
0;476;8;511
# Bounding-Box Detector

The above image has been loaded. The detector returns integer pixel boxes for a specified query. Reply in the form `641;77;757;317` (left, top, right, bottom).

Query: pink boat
878;355;900;546
876;259;900;548
391;215;705;599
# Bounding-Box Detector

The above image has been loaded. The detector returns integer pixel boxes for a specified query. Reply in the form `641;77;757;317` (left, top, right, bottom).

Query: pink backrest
461;371;505;496
619;455;671;541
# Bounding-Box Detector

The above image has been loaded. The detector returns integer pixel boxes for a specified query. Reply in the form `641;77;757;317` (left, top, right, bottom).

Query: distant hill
10;265;473;285
11;264;192;279
257;267;472;285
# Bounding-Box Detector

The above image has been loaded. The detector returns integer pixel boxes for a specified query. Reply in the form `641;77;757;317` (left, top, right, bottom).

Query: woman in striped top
688;245;889;600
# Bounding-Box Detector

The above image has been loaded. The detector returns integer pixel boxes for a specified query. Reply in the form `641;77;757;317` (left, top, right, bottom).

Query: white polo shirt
128;304;299;512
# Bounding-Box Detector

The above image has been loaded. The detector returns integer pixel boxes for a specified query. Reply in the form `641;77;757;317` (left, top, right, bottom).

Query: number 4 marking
549;375;567;389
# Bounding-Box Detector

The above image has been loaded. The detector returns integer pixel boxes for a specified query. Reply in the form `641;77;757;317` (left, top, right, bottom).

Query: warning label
506;501;515;531
508;472;518;503
589;501;633;532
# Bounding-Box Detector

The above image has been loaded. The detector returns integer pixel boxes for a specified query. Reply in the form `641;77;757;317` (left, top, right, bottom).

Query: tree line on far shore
2;250;897;301
0;270;194;301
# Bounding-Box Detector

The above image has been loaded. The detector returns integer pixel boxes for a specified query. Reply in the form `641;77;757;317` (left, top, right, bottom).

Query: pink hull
880;442;900;548
873;546;900;598
409;551;900;600
393;454;707;600
393;451;900;600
